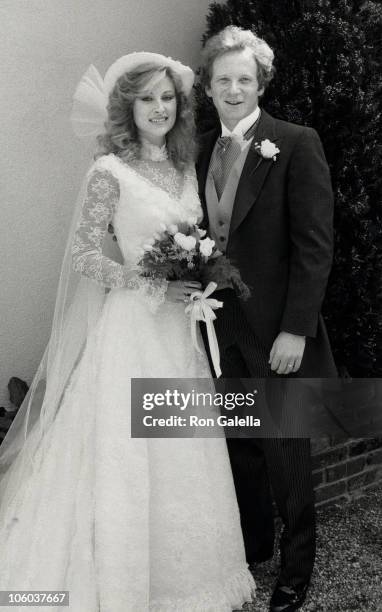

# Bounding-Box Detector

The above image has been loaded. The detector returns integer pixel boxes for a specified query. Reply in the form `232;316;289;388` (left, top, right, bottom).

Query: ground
236;487;382;612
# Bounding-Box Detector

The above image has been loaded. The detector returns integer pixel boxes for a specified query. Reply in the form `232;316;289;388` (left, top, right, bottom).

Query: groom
196;26;337;612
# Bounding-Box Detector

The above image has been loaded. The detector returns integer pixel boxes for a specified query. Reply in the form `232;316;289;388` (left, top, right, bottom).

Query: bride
0;52;255;611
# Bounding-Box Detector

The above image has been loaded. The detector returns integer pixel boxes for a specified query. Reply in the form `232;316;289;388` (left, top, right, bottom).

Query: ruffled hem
150;566;255;611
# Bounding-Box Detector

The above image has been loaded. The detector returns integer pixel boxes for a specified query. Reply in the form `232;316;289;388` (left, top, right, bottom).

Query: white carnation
259;139;280;160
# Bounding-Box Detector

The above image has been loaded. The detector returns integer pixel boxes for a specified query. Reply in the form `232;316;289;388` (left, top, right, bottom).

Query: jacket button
220;236;226;242
218;220;224;227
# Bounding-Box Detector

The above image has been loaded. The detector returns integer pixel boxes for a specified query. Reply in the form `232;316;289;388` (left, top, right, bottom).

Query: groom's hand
269;332;306;375
166;280;202;303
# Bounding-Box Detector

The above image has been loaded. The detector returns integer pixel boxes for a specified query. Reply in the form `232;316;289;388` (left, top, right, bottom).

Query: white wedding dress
0;150;255;611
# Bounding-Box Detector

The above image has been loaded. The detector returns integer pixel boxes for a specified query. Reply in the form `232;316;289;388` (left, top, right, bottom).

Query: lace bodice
72;153;202;309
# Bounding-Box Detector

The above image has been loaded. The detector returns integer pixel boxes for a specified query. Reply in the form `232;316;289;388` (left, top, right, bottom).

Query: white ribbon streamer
185;282;223;378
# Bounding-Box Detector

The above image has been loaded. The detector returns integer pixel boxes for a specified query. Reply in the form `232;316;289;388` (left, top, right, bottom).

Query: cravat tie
211;119;260;200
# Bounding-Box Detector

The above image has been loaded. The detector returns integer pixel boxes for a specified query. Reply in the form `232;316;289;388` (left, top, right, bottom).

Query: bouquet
137;221;250;378
138;221;250;300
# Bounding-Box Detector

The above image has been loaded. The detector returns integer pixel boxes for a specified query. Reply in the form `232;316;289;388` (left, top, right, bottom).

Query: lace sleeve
72;167;168;310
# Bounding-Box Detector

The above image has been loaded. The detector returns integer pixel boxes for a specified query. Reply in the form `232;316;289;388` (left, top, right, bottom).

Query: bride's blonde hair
97;63;196;171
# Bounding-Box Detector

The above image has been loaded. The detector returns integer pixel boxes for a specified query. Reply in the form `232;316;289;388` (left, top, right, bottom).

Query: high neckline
140;138;168;162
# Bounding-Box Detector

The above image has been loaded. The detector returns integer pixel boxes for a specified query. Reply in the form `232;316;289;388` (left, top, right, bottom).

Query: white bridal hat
104;52;194;96
71;51;195;140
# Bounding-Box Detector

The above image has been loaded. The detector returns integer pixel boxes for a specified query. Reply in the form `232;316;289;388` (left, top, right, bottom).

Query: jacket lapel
229;110;280;238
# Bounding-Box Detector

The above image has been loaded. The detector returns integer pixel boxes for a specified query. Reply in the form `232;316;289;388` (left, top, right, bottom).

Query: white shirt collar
220;106;261;139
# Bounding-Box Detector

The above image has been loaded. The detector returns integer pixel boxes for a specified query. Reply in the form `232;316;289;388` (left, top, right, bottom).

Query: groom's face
206;48;264;131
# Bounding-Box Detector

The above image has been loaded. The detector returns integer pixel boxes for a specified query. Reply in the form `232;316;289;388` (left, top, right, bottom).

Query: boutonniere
254;139;280;161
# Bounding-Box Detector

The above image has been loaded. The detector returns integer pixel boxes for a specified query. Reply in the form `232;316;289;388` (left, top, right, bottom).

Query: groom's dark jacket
196;109;337;377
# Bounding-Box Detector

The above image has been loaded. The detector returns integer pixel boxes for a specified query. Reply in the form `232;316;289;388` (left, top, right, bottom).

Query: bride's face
133;74;177;147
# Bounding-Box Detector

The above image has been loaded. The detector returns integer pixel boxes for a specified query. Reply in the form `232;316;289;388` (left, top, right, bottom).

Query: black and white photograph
0;1;381;611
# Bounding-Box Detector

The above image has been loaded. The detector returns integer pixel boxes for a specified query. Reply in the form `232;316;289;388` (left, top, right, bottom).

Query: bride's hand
166;280;202;303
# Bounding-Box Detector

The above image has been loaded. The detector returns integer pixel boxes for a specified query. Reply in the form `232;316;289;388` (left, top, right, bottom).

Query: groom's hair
200;26;274;93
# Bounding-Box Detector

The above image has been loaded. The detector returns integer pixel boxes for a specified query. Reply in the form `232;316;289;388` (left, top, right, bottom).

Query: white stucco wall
0;0;217;407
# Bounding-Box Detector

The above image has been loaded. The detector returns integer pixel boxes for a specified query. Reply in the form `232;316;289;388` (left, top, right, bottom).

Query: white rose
259;139;280;160
199;237;215;257
197;228;207;238
174;232;197;251
168;224;179;235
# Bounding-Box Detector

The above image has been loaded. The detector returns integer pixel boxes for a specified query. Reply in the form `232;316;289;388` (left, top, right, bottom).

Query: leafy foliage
195;0;382;375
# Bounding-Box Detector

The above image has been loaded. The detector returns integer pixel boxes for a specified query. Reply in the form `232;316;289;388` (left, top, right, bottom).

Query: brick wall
312;437;382;507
